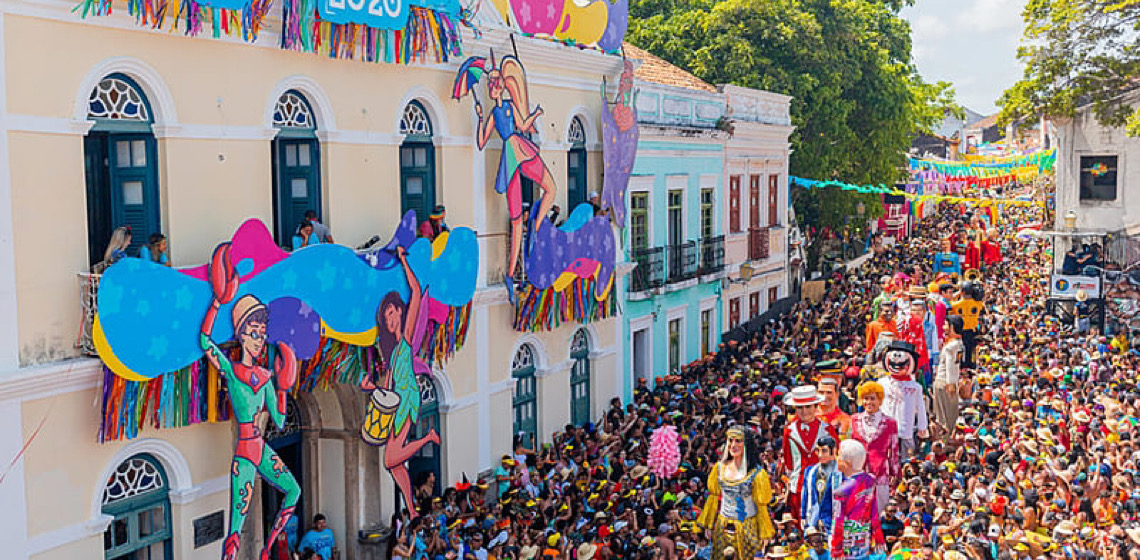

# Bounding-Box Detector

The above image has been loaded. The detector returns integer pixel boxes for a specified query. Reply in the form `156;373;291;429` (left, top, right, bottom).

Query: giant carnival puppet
780;385;839;520
830;439;886;560
452;49;635;331
850;380;899;511
92;213;478;559
698;425;775;560
877;341;927;464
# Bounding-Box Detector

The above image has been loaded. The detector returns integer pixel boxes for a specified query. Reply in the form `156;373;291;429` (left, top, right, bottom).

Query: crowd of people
364;199;1140;560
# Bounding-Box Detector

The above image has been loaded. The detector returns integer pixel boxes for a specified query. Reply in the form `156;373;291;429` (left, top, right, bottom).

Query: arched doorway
407;375;442;500
262;395;304;555
271;90;322;250
101;454;173;560
83;74;161;267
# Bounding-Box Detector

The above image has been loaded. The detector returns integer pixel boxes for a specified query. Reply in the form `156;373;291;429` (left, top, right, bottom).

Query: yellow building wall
6;10;624;557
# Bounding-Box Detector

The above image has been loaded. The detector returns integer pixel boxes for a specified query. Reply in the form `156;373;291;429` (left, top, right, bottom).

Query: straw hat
767;546;791;558
630;465;649;479
577;543;598;560
783;385;824;407
902;526;923;542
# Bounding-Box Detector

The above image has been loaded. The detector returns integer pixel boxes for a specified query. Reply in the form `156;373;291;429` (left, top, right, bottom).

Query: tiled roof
968;113;1000;131
623;43;717;93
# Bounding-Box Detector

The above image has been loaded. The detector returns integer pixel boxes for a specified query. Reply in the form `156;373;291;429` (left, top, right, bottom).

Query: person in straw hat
781;385;839;521
698;425;774;560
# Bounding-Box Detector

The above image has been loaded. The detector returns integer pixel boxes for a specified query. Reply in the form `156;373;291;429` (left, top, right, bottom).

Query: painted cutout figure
200;243;300;560
360;245;441;515
472;52;558;293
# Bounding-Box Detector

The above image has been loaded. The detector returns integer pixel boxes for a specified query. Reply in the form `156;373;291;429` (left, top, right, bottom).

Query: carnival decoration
486;0;627;52
647;424;681;479
455;51;619;331
790;176;1041;208
599;58;638;224
94;214;478;531
75;0;466;65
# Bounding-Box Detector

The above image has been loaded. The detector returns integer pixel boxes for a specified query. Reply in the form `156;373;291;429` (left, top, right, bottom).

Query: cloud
954;0;1025;33
902;0;1027;113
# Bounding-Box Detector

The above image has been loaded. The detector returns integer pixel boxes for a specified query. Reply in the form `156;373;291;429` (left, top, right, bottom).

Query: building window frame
84;73;160;266
630;191;650;251
569;329;591;426
271;90;321;249
511;345;538;448
1079;154;1118;202
400;101;437;224
567;117;588;210
729;176;742;233
101;454;173;560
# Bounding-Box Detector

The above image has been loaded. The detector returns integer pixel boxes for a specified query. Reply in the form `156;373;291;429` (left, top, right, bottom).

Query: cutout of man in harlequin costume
780;385;839;521
199;243;300;560
877;341;928;464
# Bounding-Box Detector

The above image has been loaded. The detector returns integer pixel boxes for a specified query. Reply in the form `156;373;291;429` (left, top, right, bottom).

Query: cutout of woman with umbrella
454;51;558;298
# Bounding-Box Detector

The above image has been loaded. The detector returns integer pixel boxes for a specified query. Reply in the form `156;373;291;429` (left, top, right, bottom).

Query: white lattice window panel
273;92;315;129
417;375;438;406
512;345;535;372
102;457;165;505
571;329;589;355
264;396;302;441
400;102;433;137
568;117;586;145
87;78;149;121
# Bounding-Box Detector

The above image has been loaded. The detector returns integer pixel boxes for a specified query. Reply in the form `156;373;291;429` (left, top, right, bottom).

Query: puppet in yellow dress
698;425;775;560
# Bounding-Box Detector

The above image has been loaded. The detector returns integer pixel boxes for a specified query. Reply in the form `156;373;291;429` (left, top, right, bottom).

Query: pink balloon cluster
647;425;681;479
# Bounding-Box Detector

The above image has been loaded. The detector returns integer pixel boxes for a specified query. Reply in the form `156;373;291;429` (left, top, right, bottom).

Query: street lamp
1064;210;1077;230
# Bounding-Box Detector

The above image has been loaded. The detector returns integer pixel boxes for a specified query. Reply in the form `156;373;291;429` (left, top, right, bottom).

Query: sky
900;0;1028;116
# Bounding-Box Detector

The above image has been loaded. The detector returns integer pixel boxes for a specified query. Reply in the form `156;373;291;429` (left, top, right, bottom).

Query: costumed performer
781;385;839;520
877;341;928;463
698;425;775;560
850;381;899;511
830;439;885;560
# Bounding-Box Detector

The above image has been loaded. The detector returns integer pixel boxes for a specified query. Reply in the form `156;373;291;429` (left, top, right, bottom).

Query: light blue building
621;46;729;397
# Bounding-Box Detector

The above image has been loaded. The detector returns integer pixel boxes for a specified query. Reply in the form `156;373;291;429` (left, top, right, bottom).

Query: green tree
998;0;1140;135
628;0;958;226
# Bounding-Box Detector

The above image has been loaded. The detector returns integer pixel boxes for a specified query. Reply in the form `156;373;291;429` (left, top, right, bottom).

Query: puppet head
881;340;919;381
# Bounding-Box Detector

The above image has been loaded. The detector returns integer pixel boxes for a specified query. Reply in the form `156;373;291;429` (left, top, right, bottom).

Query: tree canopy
998;0;1140;135
627;0;958;186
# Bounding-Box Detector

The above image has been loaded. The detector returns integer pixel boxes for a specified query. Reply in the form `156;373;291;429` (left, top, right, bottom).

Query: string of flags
790;176;1041;207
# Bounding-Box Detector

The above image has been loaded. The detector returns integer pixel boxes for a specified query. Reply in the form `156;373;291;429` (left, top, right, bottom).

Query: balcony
630;246;665;292
698;235;726;275
748;227;770;261
666;241;700;284
77;272;100;356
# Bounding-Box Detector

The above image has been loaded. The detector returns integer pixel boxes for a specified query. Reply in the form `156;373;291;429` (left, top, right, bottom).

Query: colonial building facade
0;2;625;558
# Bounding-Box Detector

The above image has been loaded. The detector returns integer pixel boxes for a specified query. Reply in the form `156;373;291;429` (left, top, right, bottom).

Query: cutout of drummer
361;245;440;516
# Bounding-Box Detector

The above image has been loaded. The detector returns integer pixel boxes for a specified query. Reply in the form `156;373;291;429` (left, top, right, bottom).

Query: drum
361;388;401;445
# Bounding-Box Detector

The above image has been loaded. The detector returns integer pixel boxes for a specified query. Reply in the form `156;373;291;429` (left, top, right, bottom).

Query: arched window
409;375;442;496
511;344;538;448
567;116;588;209
570;329;591;426
84;74;160;267
271;90;322;250
400;101;436;226
102;454;172;559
